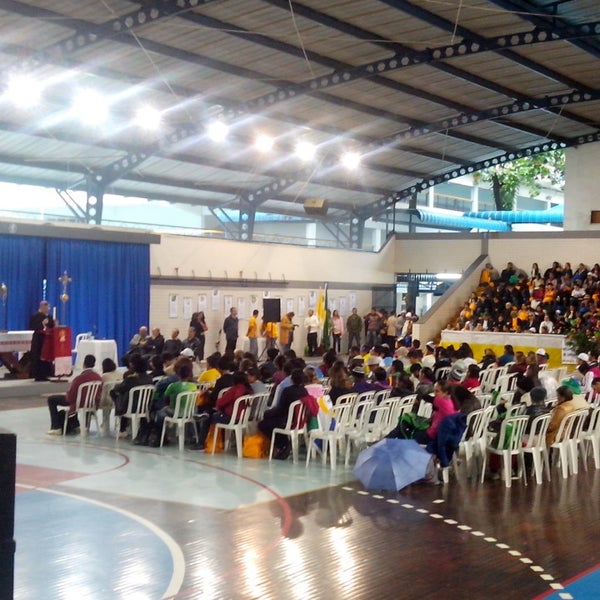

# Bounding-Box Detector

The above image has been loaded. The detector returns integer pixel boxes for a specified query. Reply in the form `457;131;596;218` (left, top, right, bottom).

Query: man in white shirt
304;309;320;356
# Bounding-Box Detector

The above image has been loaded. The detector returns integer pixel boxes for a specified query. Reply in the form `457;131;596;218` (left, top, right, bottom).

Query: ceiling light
135;105;161;130
341;151;361;170
4;74;43;108
295;141;316;161
254;134;274;152
71;89;109;125
207;120;229;142
435;273;462;280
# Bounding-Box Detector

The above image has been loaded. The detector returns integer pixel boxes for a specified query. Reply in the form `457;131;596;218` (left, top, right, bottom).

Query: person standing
279;311;295;354
190;311;208;360
304;309;319;356
223;307;239;356
331;309;344;353
363;307;382;348
346;307;362;352
246;309;259;357
29;300;55;381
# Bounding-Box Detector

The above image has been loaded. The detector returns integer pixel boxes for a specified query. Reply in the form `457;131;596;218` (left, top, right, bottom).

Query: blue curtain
0;235;46;331
44;239;149;359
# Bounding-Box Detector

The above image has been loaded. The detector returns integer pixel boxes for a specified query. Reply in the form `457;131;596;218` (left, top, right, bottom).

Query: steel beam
359;135;600;220
379;0;596;94
85;175;104;224
487;0;600;60
241;21;600;108
384;88;600;147
349;214;366;249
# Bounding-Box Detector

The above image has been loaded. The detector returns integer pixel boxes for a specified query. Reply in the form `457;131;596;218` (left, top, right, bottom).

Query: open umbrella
353;438;433;491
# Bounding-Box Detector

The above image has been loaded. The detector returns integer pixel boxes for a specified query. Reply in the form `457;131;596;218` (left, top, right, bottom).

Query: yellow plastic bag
205;424;224;453
242;432;270;458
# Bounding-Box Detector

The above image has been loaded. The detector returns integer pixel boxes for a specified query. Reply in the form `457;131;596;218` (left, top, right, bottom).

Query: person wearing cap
535;348;549;367
351;365;376;394
422;342;436;369
546;382;590;446
181;326;202;359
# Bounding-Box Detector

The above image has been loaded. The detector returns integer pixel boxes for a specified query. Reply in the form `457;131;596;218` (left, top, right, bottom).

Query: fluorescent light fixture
435;273;462;280
254;134;274;152
5;74;42;108
207;120;229;142
72;89;109;125
341;150;361;169
295;141;316;161
134;105;161;130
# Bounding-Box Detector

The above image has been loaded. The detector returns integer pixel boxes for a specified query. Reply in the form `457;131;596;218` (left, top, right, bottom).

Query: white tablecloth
75;339;118;370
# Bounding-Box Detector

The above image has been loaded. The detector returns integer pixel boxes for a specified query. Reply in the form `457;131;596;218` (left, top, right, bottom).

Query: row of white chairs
447;403;600;488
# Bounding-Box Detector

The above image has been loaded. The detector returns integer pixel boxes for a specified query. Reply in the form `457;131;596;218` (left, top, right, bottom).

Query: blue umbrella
353;438;433;491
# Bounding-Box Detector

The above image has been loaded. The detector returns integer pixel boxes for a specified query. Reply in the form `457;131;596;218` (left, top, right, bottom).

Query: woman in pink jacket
331;309;344;353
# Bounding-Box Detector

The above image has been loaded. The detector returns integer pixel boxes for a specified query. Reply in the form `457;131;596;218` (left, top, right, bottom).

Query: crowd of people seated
448;260;600;340
45;313;600;486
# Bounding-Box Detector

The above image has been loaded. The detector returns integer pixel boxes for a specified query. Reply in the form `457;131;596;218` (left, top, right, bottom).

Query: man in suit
29;300;55;381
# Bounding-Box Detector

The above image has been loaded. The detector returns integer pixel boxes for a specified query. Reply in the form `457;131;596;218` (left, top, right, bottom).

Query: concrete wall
149;235;395;355
564;142;600;231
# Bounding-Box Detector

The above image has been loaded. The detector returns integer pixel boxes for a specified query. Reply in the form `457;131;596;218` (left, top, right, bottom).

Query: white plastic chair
100;380;119;434
522;413;552;485
550;409;588;479
373;388;392;405
58;380;103;436
582;406;600;469
434;366;451;381
452;408;485;478
115;385;155;441
306;401;355;470
345;404;390;467
480;415;529;488
268;400;308;464
212;394;253;457
160;390;199;451
71;332;92;355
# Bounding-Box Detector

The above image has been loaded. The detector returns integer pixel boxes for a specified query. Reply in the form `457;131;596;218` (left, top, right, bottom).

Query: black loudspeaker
263;298;281;323
0;430;16;600
304;198;328;216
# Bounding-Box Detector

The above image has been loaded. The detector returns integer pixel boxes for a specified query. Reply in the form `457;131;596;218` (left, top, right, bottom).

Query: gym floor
4;390;600;600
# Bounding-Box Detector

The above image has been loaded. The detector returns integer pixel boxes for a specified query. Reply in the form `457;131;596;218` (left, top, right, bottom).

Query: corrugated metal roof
0;0;596;235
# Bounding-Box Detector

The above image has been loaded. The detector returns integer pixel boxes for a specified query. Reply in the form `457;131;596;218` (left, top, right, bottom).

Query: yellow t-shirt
246;315;257;338
198;368;220;384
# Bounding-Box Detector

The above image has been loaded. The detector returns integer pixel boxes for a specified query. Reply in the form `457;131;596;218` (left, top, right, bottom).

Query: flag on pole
316;284;330;349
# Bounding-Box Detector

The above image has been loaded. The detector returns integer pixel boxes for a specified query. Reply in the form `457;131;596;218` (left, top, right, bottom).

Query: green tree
479;150;565;211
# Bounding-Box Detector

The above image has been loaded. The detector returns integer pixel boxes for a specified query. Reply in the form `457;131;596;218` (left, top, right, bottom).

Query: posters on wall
308;290;317;308
286;298;294;314
183;297;193;320
339;296;348;316
224;295;233;315
349;292;357;309
211;288;220;311
250;294;260;315
237;297;247;319
168;294;178;318
298;296;306;317
198;294;207;313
